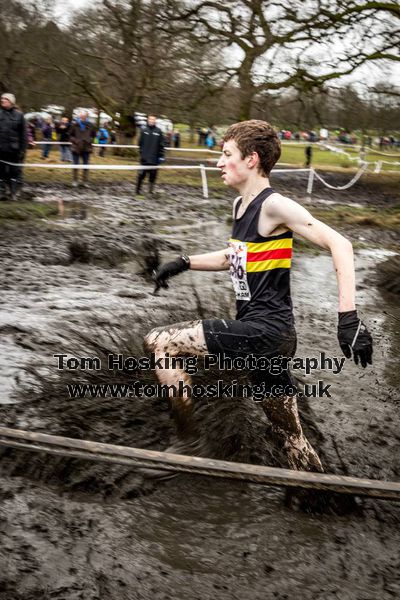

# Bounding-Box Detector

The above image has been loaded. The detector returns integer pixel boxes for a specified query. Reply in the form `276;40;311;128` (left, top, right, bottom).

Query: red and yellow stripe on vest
229;238;292;272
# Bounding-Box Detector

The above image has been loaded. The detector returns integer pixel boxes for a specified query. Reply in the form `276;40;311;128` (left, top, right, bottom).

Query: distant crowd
22;114;400;158
278;128;400;148
27;115;118;161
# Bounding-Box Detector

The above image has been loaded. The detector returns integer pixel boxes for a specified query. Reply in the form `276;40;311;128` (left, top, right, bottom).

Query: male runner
136;114;165;195
145;120;373;472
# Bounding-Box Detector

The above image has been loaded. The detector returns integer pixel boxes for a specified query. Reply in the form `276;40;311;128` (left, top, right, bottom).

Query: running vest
228;187;294;335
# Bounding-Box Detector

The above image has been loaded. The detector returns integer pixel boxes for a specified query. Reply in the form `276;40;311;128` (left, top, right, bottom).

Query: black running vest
228;187;294;336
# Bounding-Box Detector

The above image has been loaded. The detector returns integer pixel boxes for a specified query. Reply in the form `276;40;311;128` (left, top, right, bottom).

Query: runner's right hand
153;255;190;293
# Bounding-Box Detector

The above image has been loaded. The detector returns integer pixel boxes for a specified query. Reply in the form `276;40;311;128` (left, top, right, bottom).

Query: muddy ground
0;173;399;599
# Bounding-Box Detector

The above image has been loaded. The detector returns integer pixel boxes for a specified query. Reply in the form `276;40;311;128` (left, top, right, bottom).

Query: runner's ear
247;152;259;169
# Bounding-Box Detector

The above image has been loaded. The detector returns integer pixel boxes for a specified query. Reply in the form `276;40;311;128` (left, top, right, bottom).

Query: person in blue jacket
97;124;109;157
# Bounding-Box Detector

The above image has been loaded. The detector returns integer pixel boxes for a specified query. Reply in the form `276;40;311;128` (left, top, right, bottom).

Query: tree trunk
237;60;257;121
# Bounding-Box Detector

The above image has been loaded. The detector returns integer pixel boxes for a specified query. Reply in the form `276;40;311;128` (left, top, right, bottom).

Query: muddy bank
0;178;400;599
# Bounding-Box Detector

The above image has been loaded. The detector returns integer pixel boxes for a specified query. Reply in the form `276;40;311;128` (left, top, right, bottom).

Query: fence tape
3;155;392;194
320;143;361;162
364;146;400;158
0;160;311;173
33;141;221;154
310;164;369;191
0;161;215;170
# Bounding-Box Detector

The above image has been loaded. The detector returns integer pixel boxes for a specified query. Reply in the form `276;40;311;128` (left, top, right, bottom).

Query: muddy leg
144;320;207;439
261;395;323;472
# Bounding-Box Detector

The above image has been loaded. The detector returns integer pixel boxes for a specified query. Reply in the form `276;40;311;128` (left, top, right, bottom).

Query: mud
0;177;400;599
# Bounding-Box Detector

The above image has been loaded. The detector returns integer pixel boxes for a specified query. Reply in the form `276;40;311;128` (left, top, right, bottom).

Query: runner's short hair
223;120;281;176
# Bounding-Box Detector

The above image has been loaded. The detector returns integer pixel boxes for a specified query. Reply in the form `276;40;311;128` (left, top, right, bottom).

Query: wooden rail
0;427;399;500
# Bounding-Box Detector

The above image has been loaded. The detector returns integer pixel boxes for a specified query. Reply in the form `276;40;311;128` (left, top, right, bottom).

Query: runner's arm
266;195;356;312
189;248;230;271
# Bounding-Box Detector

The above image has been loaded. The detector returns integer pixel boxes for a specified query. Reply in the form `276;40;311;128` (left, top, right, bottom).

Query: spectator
97;124;109;157
0;92;27;200
136;113;165;196
41;116;54;160
69;110;96;188
165;131;172;146
198;127;207;146
205;131;216;150
305;144;313;167
27;120;36;149
172;130;181;148
56;116;72;162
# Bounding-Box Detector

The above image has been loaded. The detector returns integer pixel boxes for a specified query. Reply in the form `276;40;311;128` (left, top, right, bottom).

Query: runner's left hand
337;310;373;368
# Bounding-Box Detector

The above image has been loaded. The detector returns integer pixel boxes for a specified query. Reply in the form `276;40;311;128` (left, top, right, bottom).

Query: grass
0;200;59;221
280;144;399;171
21;142;400;188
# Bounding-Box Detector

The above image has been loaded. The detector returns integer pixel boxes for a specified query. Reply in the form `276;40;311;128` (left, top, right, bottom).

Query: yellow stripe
229;238;293;252
246;258;291;272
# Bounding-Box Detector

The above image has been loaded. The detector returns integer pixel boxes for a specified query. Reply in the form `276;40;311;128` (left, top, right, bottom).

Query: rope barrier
33;141;222;154
310;164;369;190
0;161;216;170
0;427;399;500
364;146;400;158
2;151;395;195
0;158;315;197
319;143;361;162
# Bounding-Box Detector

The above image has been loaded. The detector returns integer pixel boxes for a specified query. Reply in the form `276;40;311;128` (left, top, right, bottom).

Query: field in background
20;141;400;190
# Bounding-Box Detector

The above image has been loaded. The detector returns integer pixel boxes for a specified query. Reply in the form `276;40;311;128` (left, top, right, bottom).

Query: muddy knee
143;328;160;353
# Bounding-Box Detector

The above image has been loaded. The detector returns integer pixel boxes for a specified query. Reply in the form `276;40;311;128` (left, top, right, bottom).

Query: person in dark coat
0;93;27;200
56;116;72;162
41;117;54;159
305;144;313;167
136;114;165;195
69;110;96;187
173;130;181;148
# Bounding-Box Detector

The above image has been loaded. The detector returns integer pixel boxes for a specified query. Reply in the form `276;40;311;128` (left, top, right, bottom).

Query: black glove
153;255;190;293
338;310;373;368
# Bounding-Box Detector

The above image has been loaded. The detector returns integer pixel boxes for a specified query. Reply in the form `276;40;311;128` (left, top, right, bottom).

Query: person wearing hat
0;93;27;200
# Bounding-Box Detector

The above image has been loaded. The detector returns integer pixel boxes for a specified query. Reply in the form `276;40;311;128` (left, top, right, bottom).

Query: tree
36;0;228;134
166;0;399;120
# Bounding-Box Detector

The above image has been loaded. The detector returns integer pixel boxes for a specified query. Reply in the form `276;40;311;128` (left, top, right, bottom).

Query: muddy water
0;182;400;599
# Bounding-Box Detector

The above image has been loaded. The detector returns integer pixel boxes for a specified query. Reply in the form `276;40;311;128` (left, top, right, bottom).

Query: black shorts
202;318;297;395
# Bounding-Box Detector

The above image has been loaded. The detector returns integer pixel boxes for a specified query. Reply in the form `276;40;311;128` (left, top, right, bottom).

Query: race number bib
228;240;251;300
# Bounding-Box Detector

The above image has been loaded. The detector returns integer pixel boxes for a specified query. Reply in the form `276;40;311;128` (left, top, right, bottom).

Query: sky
54;0;93;24
54;0;398;89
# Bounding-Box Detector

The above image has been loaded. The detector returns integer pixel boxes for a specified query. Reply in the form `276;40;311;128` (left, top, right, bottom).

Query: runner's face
217;140;250;189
